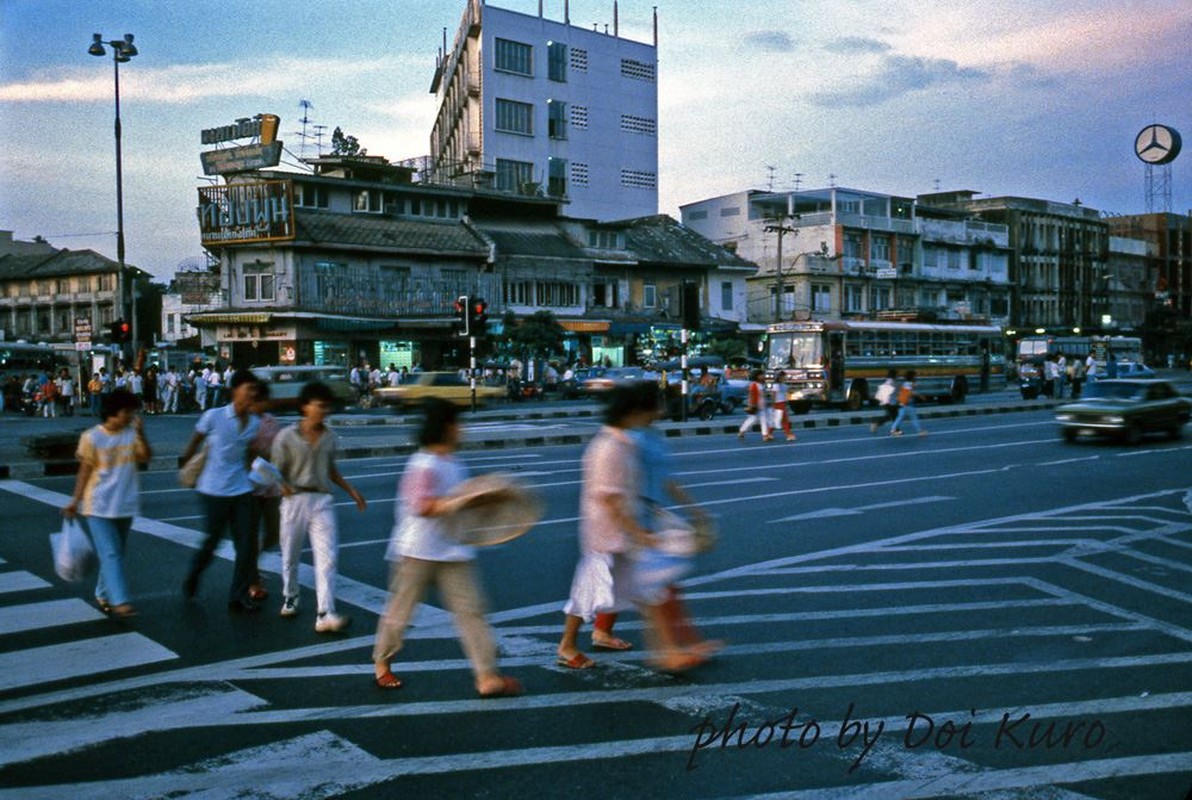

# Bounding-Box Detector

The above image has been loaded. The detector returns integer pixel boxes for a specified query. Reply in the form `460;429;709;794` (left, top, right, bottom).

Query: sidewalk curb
0;400;1061;481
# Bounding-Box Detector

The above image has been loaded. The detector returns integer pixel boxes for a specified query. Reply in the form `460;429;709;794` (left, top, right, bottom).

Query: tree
330;126;366;157
501;310;566;362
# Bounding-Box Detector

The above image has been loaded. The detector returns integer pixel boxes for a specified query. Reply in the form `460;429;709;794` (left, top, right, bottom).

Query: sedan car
372;371;505;410
1055;379;1190;444
250;366;356;413
579;366;658;394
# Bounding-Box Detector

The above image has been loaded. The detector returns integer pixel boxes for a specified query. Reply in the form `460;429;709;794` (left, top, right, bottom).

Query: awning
314;317;396;332
558;320;610;333
608;321;680;335
185;312;272;325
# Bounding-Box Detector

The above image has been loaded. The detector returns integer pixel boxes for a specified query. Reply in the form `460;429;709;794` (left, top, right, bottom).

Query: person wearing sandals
557;383;662;671
62;388;151;619
372;399;522;698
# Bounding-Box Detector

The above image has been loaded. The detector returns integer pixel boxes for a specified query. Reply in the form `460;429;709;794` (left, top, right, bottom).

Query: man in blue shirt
180;371;264;612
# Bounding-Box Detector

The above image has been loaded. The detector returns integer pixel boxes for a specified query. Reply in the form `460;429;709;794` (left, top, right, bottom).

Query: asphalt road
0;405;1189;797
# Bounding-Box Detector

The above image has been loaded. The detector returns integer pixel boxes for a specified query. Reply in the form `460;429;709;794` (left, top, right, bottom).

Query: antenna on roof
296;100;315;160
765;165;776;191
828;173;837;188
793;172;804;192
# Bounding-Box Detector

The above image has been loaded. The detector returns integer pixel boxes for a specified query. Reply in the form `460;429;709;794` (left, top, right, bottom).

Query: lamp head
119;33;137;58
88;33;106;57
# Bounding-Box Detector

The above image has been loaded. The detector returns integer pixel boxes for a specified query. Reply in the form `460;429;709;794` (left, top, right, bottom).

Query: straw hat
444;472;544;546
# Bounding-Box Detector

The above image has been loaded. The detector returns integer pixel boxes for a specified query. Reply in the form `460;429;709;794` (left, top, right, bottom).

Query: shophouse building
921;191;1109;331
679;187;1011;327
1106;212;1192;320
427;0;659;222
189;154;751;370
0;230;151;347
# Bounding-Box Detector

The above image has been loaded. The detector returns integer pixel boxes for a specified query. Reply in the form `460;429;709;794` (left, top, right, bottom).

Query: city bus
764;320;1005;413
0;341;64;378
1015;334;1143;398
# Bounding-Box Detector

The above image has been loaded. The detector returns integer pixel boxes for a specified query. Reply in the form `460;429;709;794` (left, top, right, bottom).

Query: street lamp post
88;33;138;359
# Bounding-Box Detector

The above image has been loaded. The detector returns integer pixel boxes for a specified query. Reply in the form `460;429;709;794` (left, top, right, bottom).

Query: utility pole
764;215;799;320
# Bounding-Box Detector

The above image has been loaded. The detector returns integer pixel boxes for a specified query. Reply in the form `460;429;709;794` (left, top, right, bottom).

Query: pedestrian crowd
58;376;722;700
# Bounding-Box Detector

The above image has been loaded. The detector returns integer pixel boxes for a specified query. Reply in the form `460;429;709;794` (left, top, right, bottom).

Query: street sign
875;268;897;279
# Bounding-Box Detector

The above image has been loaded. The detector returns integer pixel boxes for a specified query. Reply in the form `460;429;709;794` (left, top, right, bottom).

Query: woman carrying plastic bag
62;388;152;619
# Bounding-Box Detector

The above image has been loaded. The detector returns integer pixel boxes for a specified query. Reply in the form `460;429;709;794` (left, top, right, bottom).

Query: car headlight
1106;415;1124;424
1056;413;1073;422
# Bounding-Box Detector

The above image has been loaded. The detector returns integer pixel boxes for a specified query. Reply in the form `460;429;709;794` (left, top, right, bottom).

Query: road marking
0;480;450;624
0;571;51;594
0;598;104;635
0;632;177;692
1038;455;1101;466
771;495;953;523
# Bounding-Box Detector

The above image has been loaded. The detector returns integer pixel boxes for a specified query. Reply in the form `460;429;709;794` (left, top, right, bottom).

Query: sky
1;0;1189;280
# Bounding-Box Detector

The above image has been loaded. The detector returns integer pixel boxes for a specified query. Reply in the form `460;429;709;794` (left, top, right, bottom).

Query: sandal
591;635;633;651
555;652;596;670
478;675;523;698
374;671;403;690
109;604;139;619
95;597;112;614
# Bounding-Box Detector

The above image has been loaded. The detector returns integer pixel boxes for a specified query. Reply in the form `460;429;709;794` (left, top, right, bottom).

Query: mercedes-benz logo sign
1135;124;1182;165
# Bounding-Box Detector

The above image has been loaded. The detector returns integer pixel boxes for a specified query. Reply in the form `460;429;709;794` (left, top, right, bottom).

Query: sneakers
280;596;299;617
315;612;351;633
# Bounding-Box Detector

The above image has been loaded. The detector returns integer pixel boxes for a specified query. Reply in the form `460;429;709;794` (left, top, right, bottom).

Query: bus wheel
846;388;864;411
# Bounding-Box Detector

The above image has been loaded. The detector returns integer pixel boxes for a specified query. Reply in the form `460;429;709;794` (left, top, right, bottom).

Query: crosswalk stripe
0;571;51;595
0;632;177;692
0;598;104;636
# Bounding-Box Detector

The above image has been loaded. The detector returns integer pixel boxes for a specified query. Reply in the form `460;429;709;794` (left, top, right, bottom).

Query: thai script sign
197;180;295;246
201;114;279;145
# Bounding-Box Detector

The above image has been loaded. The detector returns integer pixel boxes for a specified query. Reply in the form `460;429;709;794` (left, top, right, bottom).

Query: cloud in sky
823;36;891;55
811;54;991;107
742;31;795;52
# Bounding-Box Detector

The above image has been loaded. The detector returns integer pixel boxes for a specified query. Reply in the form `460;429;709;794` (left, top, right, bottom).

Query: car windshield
768;333;822;369
1083;382;1146;401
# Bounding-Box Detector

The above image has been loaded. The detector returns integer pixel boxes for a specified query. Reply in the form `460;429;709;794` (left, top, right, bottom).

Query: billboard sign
197;180;295;246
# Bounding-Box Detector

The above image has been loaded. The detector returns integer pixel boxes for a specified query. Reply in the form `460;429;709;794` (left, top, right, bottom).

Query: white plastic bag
51;518;95;583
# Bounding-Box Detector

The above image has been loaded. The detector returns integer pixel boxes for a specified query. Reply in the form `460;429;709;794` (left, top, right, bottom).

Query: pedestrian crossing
0;489;1189;797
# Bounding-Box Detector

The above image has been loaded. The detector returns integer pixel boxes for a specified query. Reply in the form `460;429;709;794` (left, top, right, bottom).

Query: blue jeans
892;403;921;434
87;516;133;606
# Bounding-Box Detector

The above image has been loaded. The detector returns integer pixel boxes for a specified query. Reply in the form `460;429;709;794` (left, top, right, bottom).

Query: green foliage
704;336;747;362
500;310;566;359
330;126;366;157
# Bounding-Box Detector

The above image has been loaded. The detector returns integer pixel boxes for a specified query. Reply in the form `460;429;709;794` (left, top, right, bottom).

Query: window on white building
495;99;533;135
295;184;329;208
812;284;832;312
548;100;567;139
243;262;275;303
495;38;532;75
548;41;567;82
548;157;567;198
167;315;176;334
620;58;655;82
495;159;534;192
721;281;733;311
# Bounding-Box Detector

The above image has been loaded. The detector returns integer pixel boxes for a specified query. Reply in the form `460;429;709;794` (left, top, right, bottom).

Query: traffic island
19;431;84;477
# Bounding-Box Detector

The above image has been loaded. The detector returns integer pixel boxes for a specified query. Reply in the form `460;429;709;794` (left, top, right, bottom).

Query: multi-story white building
680;187;1012;326
428;0;659;222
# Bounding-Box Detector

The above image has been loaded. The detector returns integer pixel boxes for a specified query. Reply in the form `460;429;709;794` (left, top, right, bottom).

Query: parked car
579;366;657;394
559;367;602;399
1055;378;1191;444
372;371;504;410
250;365;356;413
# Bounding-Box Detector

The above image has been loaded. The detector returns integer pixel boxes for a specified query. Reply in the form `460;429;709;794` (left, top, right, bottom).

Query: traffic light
470;298;488;338
454;295;470;337
109;318;130;343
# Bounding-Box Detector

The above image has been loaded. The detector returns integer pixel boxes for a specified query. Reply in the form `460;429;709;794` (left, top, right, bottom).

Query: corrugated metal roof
474;224;590;260
0;249;124;280
294;210;490;257
620;215;757;271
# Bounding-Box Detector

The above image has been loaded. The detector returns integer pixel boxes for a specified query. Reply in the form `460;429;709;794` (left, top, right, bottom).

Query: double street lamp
87;33;138;357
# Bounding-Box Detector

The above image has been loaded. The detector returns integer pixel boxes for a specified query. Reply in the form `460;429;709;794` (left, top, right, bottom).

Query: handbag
178;443;207;488
50;518;95;583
